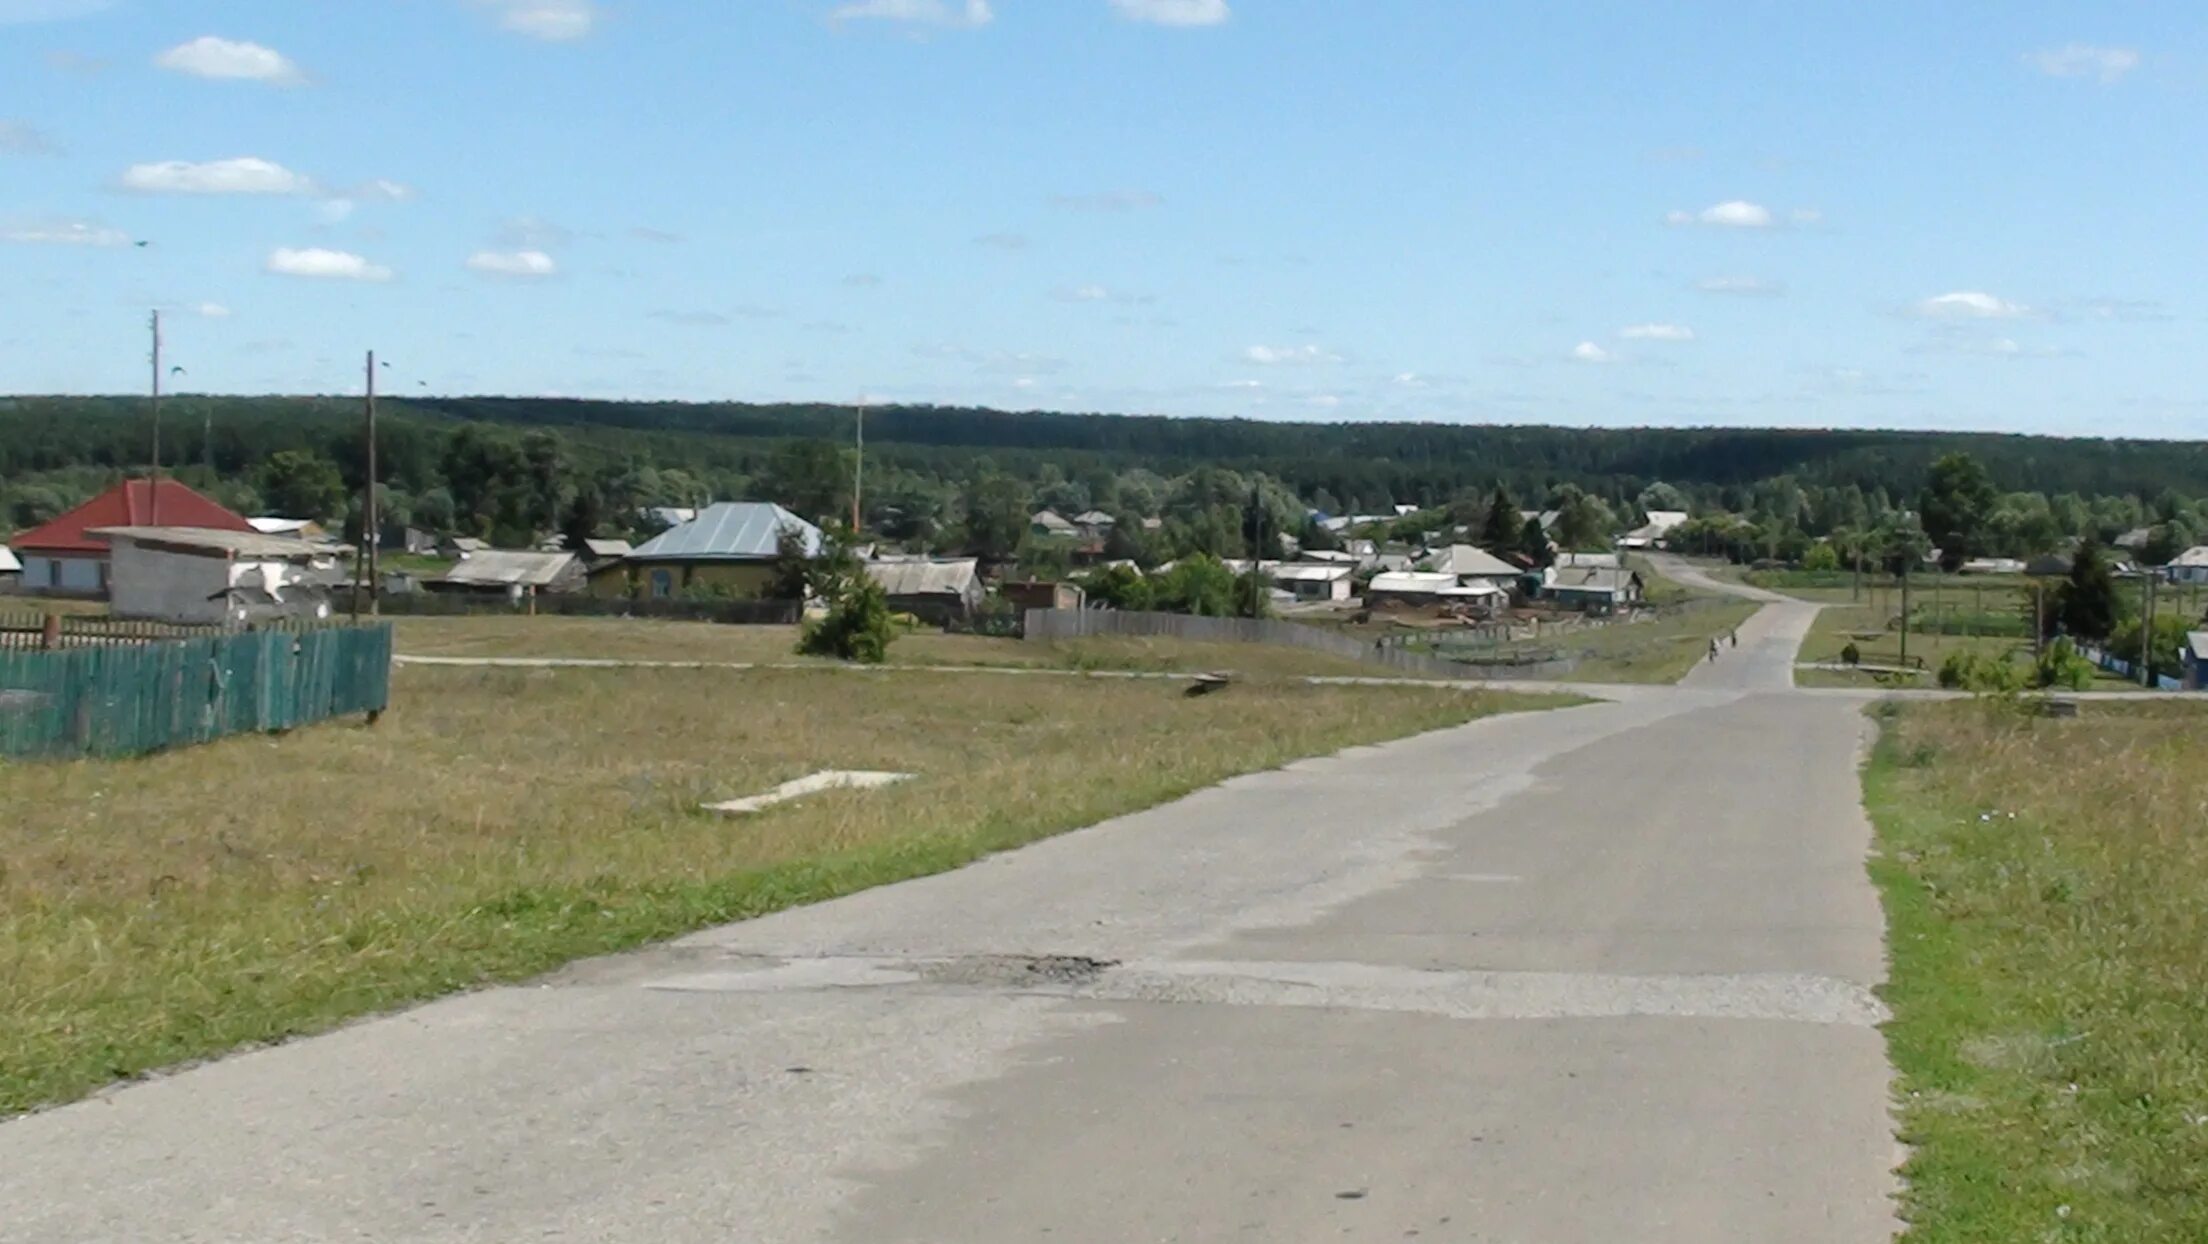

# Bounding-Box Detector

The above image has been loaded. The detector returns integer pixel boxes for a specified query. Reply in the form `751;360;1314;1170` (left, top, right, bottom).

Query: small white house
1269;562;1355;602
91;526;348;624
1619;510;1690;549
2167;547;2208;586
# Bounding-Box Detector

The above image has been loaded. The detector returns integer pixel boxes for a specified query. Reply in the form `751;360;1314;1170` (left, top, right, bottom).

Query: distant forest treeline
3;395;2205;567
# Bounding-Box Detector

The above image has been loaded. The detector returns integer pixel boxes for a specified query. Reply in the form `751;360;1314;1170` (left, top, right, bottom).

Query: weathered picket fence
0;624;394;760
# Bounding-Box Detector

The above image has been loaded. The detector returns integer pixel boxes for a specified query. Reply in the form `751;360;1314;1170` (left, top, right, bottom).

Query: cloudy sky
2;0;2200;436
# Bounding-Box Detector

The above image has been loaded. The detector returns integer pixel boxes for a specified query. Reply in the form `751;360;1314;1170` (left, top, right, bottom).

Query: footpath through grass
1866;700;2208;1241
1;665;1563;1115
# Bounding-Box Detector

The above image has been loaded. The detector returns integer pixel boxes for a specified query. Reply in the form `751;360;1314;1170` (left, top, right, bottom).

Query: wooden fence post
41;613;61;651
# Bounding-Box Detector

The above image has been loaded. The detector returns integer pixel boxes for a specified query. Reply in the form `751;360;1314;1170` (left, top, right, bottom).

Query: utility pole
1899;556;1912;671
2141;569;2155;688
366;350;380;618
851;398;865;534
149;310;163;525
1852;543;1862;603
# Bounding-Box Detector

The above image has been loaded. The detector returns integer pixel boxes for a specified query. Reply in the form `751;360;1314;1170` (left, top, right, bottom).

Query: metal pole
366;350;380;617
149;310;162;525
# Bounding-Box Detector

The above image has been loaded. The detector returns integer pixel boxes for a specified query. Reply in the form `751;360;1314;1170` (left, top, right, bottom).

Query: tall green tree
257;450;347;520
960;473;1030;563
1519;515;1554;566
1920;452;1998;571
1481;486;1520;549
2057;539;2121;641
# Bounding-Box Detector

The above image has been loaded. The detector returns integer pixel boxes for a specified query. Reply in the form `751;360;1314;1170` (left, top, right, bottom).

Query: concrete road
0;570;1899;1242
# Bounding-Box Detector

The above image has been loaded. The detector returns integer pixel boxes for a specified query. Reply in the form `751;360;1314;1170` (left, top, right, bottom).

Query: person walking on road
1729;629;1739;648
1708;638;1721;663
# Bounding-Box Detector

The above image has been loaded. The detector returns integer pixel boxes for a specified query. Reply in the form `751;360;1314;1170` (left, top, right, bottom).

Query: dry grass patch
391;615;1427;680
1868;700;2208;1240
0;664;1563;1114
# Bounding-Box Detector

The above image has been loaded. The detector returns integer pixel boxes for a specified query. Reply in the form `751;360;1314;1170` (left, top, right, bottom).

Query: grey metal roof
0;545;18;573
865;558;981;598
582;538;633;558
1031;509;1078;534
1423;544;1521;579
438;550;582;587
627;503;822;562
90;526;353;560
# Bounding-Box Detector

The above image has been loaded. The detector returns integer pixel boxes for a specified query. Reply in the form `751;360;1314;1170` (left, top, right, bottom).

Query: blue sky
2;0;2201;436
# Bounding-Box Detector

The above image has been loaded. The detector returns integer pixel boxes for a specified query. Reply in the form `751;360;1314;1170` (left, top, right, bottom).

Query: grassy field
1866;700;2208;1241
0;664;1565;1115
1553;599;1760;683
390;615;1434;681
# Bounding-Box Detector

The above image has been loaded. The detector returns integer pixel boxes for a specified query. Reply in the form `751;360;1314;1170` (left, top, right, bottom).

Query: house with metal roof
1540;565;1644;614
864;557;985;619
2167;546;2208;586
591;502;823;600
0;544;22;588
1420;544;1522;587
1268;562;1355;602
1030;509;1079;538
10;479;254;598
1365;571;1507;609
432;550;586;604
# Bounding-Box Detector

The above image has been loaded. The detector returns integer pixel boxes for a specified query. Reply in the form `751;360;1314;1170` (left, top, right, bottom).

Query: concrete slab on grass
702;770;914;816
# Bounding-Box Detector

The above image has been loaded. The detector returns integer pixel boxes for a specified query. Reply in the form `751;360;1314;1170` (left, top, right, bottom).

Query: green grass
0;665;1564;1115
1554;600;1760;683
1866;700;2208;1241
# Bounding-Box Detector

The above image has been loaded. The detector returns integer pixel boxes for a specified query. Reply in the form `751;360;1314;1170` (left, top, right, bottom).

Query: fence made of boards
0;624;394;760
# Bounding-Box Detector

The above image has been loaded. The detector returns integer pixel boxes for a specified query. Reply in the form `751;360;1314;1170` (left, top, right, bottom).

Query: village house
8;479;253;598
433;550;586;603
1030;509;1080;539
439;535;491;558
91;526;347;625
1541;565;1644;614
1421;544;1522;593
1365;570;1507;610
1268;562;1355;603
1552;551;1621;571
2166;546;2208;586
864;557;986;620
1000;580;1085;612
1072;510;1116;541
579;537;633;568
2186;632;2208;691
592;502;821;600
1619;510;1690;549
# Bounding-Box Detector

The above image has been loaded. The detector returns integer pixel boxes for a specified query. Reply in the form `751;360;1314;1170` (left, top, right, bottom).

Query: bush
1938;650;2029;694
797;576;895;663
1841;641;1861;667
1802;542;1841;572
2034;637;2094;691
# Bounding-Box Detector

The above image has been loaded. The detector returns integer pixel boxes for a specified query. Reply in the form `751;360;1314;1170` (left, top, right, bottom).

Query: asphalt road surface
0;563;1900;1242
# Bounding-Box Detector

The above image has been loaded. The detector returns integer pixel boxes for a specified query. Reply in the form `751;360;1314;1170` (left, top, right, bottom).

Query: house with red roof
9;478;253;597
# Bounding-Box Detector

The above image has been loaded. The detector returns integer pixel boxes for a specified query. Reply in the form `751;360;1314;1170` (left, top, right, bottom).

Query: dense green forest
3;395;2205;568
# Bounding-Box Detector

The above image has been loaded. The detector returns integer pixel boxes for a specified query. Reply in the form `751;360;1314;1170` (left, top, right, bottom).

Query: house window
650;569;673;599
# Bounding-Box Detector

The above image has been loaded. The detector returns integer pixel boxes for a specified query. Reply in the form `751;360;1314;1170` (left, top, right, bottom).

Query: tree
2056;538;2120;641
1553;489;1615;551
765;439;853;525
1519;515;1554;567
763;522;816;600
1232;566;1273;619
1802;542;1841;572
1638;481;1688;513
1920;452;1997;572
1078;563;1153;610
798;574;894;663
1151;554;1235;616
960;474;1030;563
561;483;605;552
1481;486;1520;550
258;450;348;520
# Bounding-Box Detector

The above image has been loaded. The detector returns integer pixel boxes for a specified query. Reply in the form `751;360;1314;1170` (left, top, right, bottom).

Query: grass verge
1;665;1565;1115
391;615;1438;680
1866;699;2208;1240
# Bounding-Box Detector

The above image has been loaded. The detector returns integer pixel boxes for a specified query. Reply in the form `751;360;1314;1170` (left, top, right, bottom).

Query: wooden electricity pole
851;398;865;534
149;310;163;525
366;350;381;618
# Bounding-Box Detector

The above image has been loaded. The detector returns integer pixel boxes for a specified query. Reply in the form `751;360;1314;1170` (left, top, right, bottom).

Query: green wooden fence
0;625;393;760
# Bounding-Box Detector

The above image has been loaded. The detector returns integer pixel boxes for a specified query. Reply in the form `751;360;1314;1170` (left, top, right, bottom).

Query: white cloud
1665;200;1776;229
1697;275;1785;296
266;247;392;282
0;119;59;154
1109;0;1230;26
1244;344;1340;365
353;179;415;202
831;0;993;27
1572;341;1616;364
194;302;231;318
315;198;355;224
1392;372;1424;387
1914;290;2030;319
466;249;558;278
2025;44;2140;84
154;36;305;84
478;0;597;40
1;217;129;247
1620;323;1695;341
121;156;316;195
1049;189;1164;211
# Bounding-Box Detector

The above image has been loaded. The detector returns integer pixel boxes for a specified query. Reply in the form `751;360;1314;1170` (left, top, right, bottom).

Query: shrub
2034;637;2094;691
798;575;895;663
1841;641;1862;667
1938;650;2029;695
